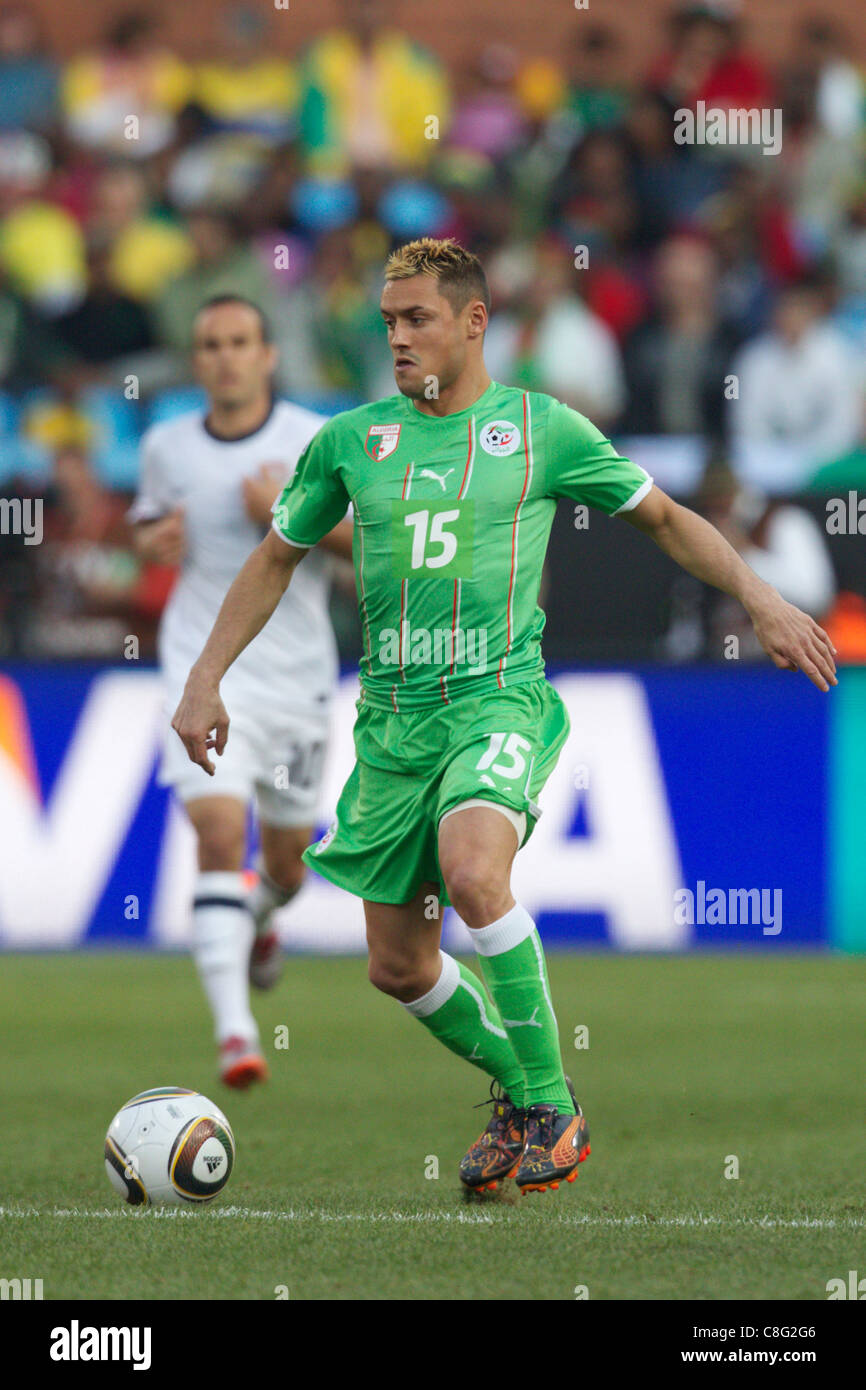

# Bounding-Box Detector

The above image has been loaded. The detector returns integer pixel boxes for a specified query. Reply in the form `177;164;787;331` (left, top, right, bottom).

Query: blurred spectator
51;238;154;380
90;162;193;303
0;0;863;664
559;23;630;140
0;132;87;315
625;88;727;245
446;45;527;162
298;225;392;398
27;445;170;659
786;17;865;141
780;22;865;254
297;0;450;175
730;273;864;488
787;141;861;263
21;389;95;455
543;126;649;340
0;266;68;387
663;461;836;662
484;237;625;426
193;5;297;141
701;163;807;340
152;208;275;355
433;150;508;253
61;11;192;159
833;180;866;302
724;164;804;285
241;140;306;246
647;4;773;114
620;234;739;440
703;191;774;338
0;3;59;132
551;129;641;257
513;58;566;129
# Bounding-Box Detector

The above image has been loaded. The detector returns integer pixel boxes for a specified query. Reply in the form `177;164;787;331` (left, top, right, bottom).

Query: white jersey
129;399;339;723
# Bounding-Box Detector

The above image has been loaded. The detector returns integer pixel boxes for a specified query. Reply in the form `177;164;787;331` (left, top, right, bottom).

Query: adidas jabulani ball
105;1087;235;1207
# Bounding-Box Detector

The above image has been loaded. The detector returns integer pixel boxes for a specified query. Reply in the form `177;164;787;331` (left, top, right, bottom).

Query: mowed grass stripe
1;1205;863;1229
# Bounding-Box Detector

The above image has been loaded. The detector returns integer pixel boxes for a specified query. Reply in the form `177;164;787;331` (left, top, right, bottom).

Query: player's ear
466;299;487;339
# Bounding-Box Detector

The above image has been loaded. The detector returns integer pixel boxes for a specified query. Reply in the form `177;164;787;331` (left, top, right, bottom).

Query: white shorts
159;709;330;829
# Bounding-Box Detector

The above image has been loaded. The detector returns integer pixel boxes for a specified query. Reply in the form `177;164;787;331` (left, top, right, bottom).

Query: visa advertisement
0;665;863;952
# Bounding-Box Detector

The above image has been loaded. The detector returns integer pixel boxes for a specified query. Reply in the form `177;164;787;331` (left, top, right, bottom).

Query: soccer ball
104;1087;235;1208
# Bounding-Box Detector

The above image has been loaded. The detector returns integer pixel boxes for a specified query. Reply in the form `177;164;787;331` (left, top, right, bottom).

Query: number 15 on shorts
476;731;533;789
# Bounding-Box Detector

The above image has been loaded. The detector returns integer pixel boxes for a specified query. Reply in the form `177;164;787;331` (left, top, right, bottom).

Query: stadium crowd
1;0;865;661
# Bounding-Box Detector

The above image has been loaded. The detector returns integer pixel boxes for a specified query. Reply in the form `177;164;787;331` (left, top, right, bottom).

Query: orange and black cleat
515;1081;590;1195
459;1082;526;1192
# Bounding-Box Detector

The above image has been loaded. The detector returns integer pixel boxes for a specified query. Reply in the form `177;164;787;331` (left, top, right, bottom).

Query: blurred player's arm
172;530;305;774
242;463;353;560
129;430;185;566
621;484;838;692
132;510;185;567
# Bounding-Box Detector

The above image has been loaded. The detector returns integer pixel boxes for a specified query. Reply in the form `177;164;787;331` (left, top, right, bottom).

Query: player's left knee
368;955;430;1002
442;862;510;928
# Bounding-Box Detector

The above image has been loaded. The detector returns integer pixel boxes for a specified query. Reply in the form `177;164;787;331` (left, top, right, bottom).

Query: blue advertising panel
0;664;829;950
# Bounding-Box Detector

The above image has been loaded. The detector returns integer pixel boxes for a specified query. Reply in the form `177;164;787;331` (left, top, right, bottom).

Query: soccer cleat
219;1035;269;1090
515;1079;590;1195
249;927;284;990
459;1082;526;1191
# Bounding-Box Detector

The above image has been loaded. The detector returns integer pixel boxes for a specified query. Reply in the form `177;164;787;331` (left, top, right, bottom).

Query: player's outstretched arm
621;485;838;692
172;530;304;774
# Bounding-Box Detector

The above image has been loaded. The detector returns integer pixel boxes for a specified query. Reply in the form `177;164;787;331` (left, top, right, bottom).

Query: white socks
192;871;258;1046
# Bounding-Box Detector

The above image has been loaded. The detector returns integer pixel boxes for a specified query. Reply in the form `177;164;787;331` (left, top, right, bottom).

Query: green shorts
302;678;570;905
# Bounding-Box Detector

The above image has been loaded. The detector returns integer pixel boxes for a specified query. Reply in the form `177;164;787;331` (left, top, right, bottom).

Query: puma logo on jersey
502;1006;542;1029
420;467;454;490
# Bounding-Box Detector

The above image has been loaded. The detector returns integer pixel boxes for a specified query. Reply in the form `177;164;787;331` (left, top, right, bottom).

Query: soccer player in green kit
172;239;837;1197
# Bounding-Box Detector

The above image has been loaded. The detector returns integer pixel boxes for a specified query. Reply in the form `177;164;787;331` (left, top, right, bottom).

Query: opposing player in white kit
130;295;352;1088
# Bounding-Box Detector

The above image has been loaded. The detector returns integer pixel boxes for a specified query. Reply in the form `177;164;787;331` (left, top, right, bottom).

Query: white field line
0;1205;862;1230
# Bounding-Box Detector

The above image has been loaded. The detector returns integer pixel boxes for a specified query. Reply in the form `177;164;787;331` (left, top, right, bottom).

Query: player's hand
138;508;185;567
750;593;838;692
242;464;287;527
171;679;230;775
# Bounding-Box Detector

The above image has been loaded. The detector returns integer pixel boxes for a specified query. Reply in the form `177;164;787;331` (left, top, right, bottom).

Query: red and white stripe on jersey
439;415;476;705
392;458;416;712
355;496;374;680
497;392;533;690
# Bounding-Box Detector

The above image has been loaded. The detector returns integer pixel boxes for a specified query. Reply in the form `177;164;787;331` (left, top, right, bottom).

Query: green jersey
272;380;651;711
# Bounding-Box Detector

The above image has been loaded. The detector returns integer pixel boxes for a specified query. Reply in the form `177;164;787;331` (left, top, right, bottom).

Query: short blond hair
384;237;490;315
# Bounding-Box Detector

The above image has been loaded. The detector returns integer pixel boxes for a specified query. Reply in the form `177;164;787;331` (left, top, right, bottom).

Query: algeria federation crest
364;423;402;461
480;420;521;456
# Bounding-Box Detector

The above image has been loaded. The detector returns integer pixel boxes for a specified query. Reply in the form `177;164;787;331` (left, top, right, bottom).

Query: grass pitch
0;951;863;1301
